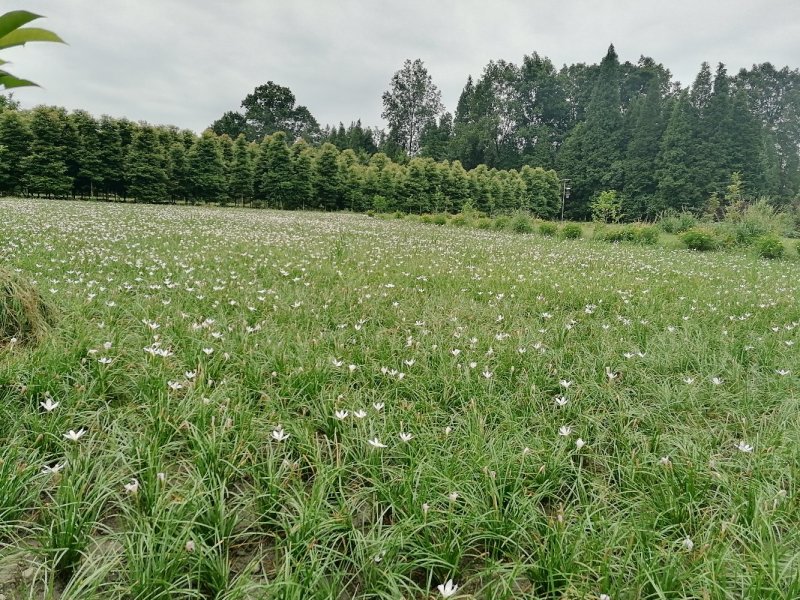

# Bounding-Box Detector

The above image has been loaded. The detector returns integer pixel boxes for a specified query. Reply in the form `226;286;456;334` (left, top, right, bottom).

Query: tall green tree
188;130;226;203
228;134;253;205
0;107;31;194
382;59;444;156
288;139;314;210
654;91;699;212
125;125;167;203
313;143;343;210
22;106;71;197
71;110;103;197
623;78;665;218
166;142;190;203
256;132;294;208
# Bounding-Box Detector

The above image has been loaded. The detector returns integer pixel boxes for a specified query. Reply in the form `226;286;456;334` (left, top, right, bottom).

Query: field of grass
1;197;799;599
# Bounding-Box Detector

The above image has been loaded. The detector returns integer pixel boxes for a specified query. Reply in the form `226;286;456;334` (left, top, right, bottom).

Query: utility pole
560;179;571;222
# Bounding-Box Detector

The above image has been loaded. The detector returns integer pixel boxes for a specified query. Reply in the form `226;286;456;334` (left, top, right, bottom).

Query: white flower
482;369;493;379
368;437;387;449
682;537;694;551
202;347;214;355
353;409;367;419
185;540;196;552
558;425;572;437
332;358;343;367
437;579;459;598
605;367;618;381
559;379;572;389
600;594;611;600
737;441;753;453
41;462;65;474
422;502;430;514
335;410;349;420
373;550;386;563
372;402;384;411
348;364;357;372
444;426;452;435
103;341;112;350
272;427;290;442
40;397;60;412
63;429;86;442
184;370;196;379
711;377;723;386
157;472;166;483
683;377;695;384
124;478;139;494
554;395;568;407
399;432;413;442
660;456;672;467
575;438;586;450
776;369;790;376
98;357;113;365
448;491;459;502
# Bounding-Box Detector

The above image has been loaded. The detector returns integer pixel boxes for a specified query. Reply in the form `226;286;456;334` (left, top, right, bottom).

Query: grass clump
538;221;558;236
681;227;718;251
1;267;55;346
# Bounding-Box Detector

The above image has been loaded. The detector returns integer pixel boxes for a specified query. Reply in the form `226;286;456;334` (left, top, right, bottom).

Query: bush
1;268;55;346
755;235;785;259
432;213;448;226
658;210;697;234
539;221;558;237
450;214;468;227
372;195;389;213
476;217;493;230
509;214;534;234
681;227;718;251
560;223;583;239
493;215;510;230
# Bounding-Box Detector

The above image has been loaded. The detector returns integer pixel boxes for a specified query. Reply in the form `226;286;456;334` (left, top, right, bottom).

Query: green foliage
538;221;558;236
509;213;534;233
560;223;583;239
657;209;697;234
188;131;226;203
755;235;785;259
598;224;660;245
0;10;64;89
1;267;54;344
125;125;167;203
591;190;624;223
681;227;719;251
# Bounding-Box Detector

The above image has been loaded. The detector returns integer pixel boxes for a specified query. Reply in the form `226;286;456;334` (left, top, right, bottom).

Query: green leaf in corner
0;10;43;39
0;27;65;50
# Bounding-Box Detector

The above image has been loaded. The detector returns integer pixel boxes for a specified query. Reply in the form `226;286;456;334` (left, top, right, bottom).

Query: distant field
1;198;799;599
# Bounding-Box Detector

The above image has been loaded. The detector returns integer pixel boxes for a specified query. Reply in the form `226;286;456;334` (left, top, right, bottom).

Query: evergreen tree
229;134;253;206
166;142;190;203
22;106;72;197
96;116;123;199
188;130;226;203
337;148;365;211
623;78;665;218
288;139;314;210
71;110;103;197
313;143;343;210
520;165;560;218
654;91;700;212
125;125;167;203
0;108;31;194
557;45;624;217
257;132;294;208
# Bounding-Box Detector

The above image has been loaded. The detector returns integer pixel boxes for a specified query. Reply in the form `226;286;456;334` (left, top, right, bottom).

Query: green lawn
1;198;799;599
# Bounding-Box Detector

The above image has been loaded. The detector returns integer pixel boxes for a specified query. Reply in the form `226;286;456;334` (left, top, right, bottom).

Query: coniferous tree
96;116;123;199
313;143;343;210
71;110;103;197
623;78;665;218
0;108;31;194
288;139;314;210
125;125;167;203
654;91;699;211
166;142;190;203
188;130;226;203
257;132;294;208
22;106;72;197
229;134;253;206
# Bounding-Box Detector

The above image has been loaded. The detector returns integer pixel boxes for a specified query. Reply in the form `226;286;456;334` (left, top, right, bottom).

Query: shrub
420;214;433;224
432;213;448;226
631;225;660;245
591;190;624;223
392;211;405;219
755;235;785;259
450;214;468;227
493;215;510;230
509;214;534;234
658;209;697;234
681;228;718;251
560;223;583;239
539;221;558;237
476;217;493;229
366;209;376;217
1;268;55;346
372;195;389;213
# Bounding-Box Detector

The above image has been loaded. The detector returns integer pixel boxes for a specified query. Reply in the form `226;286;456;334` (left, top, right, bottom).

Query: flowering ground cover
1;198;798;599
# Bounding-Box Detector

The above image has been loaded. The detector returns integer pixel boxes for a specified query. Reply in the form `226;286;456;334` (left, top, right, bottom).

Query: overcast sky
7;0;800;132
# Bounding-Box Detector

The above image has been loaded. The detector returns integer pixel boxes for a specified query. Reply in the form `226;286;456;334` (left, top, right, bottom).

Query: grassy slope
1;198;799;599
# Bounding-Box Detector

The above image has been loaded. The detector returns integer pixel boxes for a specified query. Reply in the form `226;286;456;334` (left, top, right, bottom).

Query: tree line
2;44;799;220
0;99;562;216
212;47;800;220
